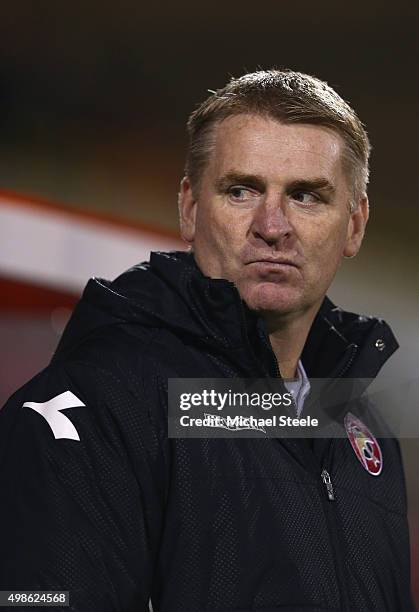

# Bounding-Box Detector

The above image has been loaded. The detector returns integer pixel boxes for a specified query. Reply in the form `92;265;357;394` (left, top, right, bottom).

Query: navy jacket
0;251;414;611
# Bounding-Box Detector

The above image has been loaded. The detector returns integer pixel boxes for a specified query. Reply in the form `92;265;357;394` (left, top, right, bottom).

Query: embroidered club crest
344;412;383;476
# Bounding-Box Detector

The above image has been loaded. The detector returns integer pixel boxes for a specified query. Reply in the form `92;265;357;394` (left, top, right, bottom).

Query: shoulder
0;335;169;475
0;346;168;603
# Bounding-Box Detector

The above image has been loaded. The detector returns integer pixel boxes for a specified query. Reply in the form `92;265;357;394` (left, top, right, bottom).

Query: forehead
208;114;346;183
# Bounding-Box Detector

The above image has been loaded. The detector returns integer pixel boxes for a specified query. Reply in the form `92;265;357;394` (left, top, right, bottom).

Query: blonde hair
185;69;371;209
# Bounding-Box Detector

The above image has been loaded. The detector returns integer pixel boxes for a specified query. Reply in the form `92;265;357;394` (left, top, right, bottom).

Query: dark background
1;1;418;235
1;0;418;603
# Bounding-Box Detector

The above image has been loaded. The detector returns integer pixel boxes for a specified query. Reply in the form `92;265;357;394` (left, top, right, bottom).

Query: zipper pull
321;469;335;501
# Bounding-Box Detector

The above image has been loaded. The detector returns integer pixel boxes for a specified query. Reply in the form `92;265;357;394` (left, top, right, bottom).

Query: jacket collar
150;251;399;379
301;296;399;379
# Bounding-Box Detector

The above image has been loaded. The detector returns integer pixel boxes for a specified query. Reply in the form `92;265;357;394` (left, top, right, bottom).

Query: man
0;70;414;610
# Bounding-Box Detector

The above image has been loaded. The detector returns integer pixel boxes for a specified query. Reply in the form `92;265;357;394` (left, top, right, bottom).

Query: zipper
316;344;356;607
319;458;351;611
255;320;280;378
237;299;350;607
321;469;335;501
335;344;358;378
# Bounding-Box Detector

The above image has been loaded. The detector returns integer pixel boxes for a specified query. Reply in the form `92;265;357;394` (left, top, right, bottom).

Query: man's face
179;114;368;319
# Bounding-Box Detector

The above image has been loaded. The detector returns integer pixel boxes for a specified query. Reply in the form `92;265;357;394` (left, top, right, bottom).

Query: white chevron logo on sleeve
23;391;85;441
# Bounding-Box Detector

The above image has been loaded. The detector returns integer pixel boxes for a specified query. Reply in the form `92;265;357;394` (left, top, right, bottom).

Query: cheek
195;204;249;251
193;205;251;280
302;218;348;271
195;210;226;254
306;212;347;246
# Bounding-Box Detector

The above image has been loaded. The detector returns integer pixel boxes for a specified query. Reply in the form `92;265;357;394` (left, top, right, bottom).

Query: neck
263;301;321;379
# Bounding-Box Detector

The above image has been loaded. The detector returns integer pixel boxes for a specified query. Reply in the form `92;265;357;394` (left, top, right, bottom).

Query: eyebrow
215;172;336;195
287;178;336;196
215;172;265;193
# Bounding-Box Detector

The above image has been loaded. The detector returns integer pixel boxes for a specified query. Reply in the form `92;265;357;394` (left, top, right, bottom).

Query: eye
291;190;320;206
227;186;258;203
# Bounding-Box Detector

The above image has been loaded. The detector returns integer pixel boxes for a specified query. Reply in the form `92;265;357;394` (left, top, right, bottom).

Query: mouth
246;258;299;268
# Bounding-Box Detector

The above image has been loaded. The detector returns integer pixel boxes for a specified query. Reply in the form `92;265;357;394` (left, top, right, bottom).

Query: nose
249;197;294;249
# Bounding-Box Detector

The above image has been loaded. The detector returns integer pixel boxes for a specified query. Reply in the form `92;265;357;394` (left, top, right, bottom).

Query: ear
343;195;369;258
178;176;197;244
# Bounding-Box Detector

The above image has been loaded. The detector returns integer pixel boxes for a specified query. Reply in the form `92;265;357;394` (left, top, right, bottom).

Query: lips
246;258;299;268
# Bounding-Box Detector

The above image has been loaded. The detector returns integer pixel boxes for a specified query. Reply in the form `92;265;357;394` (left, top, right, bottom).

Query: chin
240;282;304;315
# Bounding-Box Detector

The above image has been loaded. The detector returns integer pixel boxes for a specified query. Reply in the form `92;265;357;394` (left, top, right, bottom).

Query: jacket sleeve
0;360;168;611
